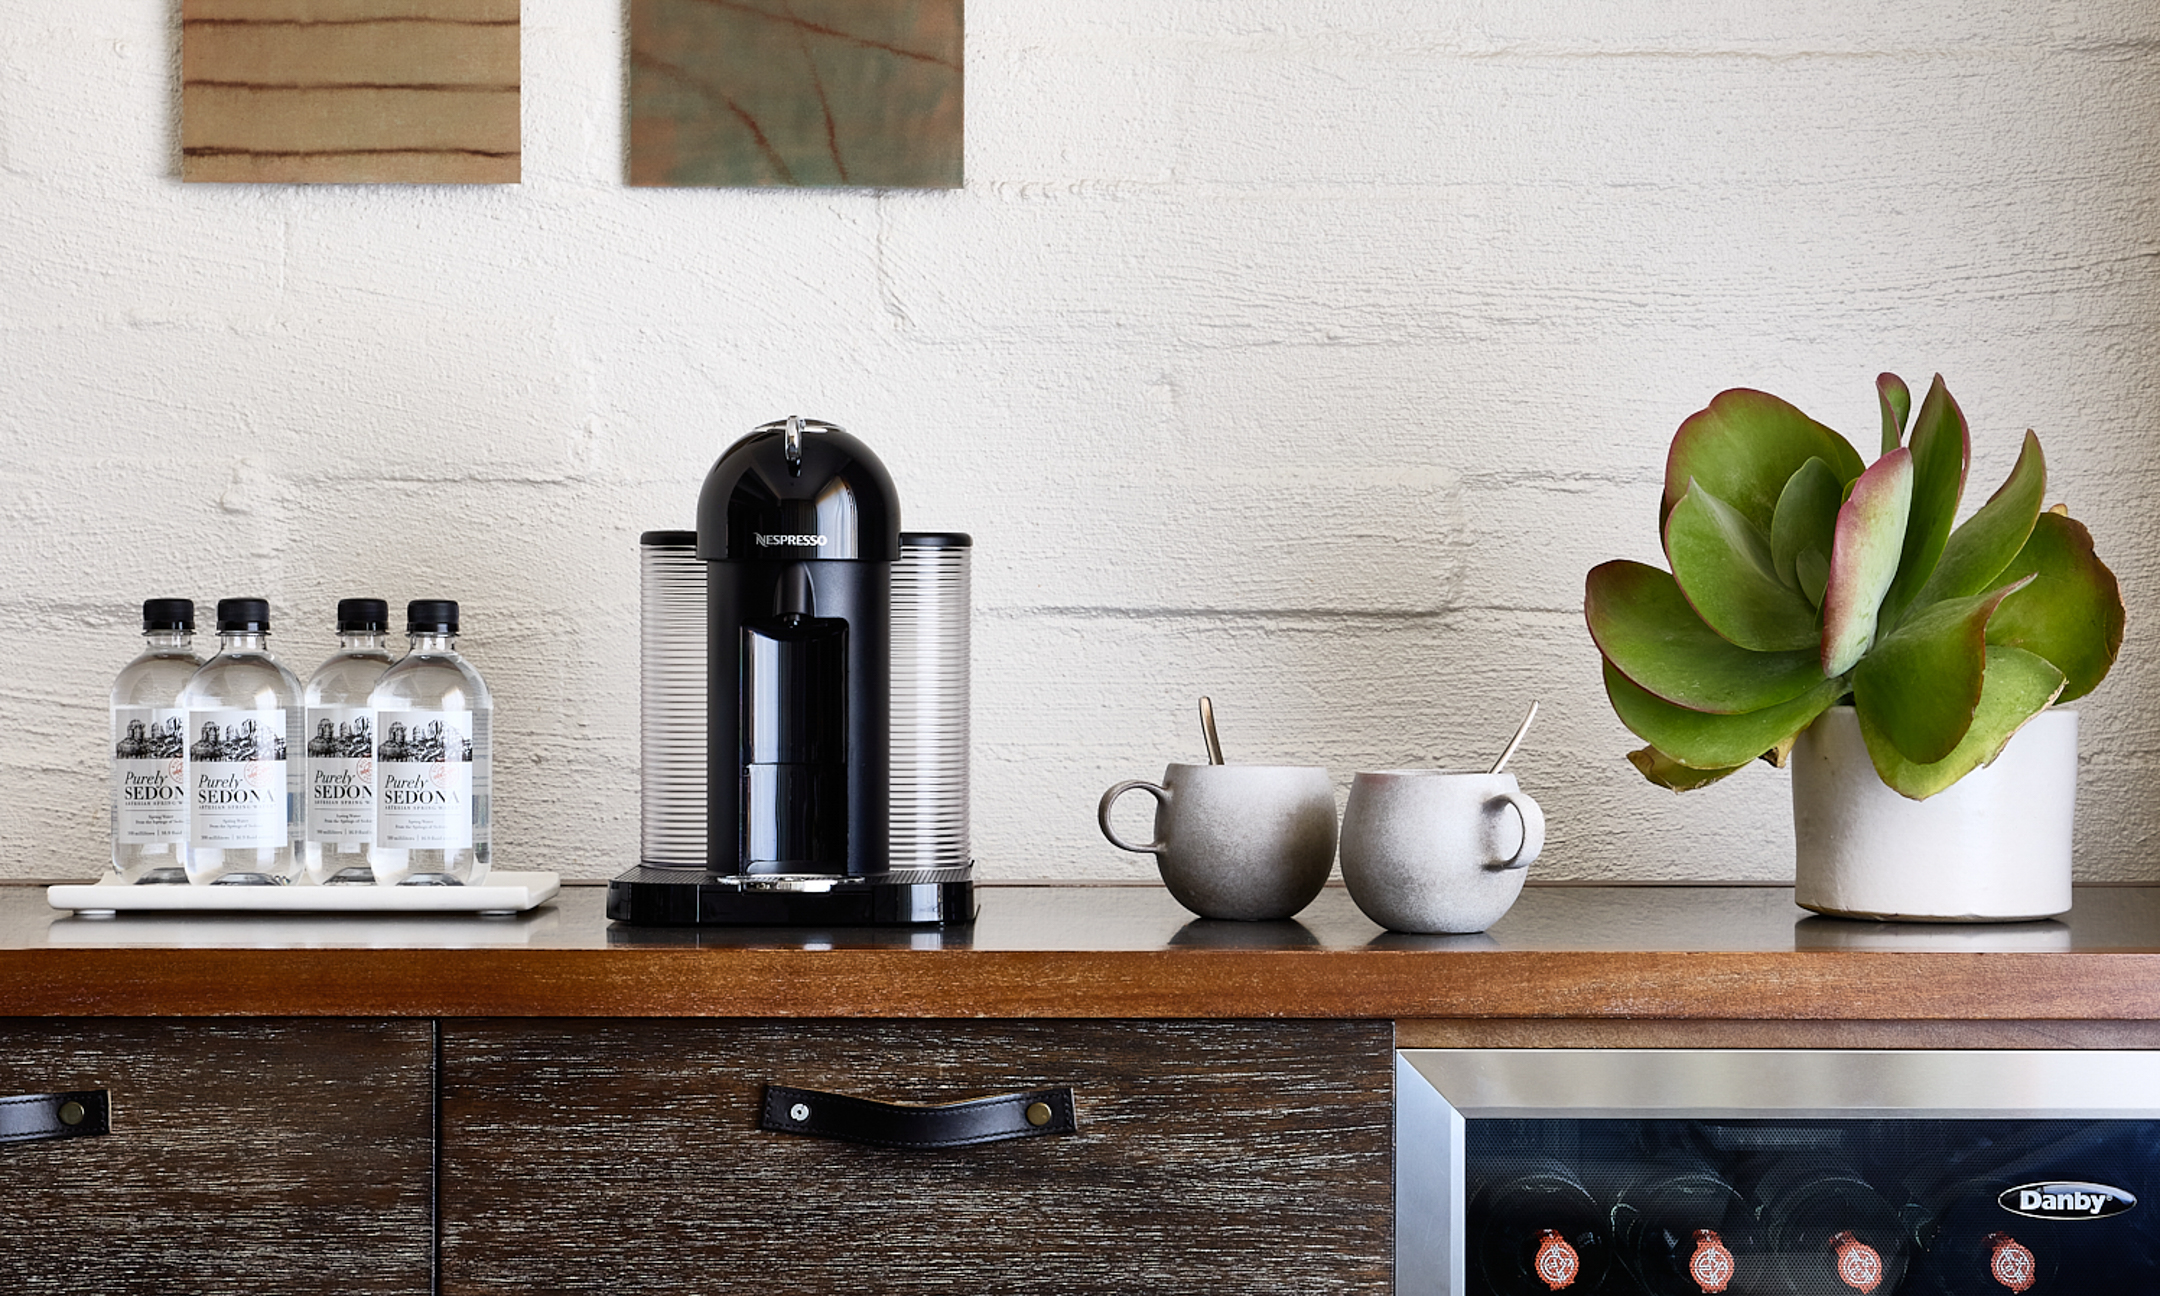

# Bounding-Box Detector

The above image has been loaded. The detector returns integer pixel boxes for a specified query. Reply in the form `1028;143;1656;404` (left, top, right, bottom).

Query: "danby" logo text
1997;1181;2137;1220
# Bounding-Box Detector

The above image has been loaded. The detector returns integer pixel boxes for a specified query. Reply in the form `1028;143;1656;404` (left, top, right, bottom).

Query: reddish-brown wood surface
7;881;2160;1021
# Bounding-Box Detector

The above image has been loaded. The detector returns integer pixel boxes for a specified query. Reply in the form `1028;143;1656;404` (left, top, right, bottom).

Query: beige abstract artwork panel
183;0;519;184
629;0;961;188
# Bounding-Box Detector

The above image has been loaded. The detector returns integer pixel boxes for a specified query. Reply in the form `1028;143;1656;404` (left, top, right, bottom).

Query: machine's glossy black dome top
697;417;901;563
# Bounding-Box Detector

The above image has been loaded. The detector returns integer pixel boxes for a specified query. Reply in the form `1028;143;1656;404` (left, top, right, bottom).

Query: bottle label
1689;1229;1734;1294
186;707;290;848
375;709;474;849
1985;1233;2035;1293
113;707;188;843
305;706;376;842
1533;1228;1580;1291
1829;1231;1883;1294
472;706;492;842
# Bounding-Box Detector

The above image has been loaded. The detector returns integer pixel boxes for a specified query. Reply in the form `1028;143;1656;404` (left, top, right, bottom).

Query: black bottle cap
639;530;698;547
141;599;194;632
407;600;460;634
216;598;271;632
900;532;973;548
336;598;389;632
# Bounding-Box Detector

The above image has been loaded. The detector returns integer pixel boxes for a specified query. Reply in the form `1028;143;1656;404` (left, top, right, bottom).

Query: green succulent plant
1586;374;2124;799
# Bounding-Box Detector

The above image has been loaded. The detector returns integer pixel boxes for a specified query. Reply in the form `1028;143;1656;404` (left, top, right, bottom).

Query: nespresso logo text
1998;1181;2136;1220
756;533;828;547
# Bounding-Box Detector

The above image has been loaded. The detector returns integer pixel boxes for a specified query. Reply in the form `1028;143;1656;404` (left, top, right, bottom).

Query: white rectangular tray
47;871;560;916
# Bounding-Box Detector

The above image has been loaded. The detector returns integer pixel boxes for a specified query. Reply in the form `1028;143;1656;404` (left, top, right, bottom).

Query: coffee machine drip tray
605;865;975;927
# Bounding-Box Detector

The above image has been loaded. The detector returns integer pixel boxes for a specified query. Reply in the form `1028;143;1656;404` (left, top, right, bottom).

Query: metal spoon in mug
1199;696;1226;765
1488;700;1539;775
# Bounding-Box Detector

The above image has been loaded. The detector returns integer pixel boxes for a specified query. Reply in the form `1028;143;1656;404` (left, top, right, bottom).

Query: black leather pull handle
0;1090;109;1146
760;1084;1077;1149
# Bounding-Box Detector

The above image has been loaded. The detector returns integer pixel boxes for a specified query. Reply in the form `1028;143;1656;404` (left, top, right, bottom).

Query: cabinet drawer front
442;1019;1392;1295
0;1019;433;1295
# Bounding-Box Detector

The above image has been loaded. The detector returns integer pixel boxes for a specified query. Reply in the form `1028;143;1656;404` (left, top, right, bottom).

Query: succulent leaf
1819;448;1914;676
1627;746;1747;792
1665;480;1822;653
1895;429;2044;617
1769;457;1842;599
1856;646;2065;799
1794;549;1830;608
1605;659;1846;770
1585;561;1826;714
1850;575;2033;765
1879;375;1972;629
1985;511;2125;702
1661;388;1866;534
1877;372;1911;455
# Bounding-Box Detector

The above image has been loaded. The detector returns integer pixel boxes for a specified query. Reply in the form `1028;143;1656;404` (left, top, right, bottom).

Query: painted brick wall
2;1;2156;882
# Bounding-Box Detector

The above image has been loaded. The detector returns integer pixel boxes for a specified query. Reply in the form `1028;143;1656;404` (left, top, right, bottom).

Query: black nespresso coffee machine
607;417;974;926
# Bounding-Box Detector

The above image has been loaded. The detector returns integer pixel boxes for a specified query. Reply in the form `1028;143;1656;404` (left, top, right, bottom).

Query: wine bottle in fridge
1903;1178;2057;1294
1610;1162;1758;1294
1752;1159;1909;1296
1892;1123;2100;1295
1471;1157;1613;1294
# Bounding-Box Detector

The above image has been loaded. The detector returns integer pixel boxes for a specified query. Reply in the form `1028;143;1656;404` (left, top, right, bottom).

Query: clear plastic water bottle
368;600;491;885
180;598;303;885
110;599;202;884
301;599;394;885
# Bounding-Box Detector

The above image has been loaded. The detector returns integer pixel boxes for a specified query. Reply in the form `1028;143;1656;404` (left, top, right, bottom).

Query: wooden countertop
6;880;2160;1031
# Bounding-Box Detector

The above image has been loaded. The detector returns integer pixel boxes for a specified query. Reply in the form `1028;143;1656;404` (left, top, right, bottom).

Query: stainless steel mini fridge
1397;1050;2160;1296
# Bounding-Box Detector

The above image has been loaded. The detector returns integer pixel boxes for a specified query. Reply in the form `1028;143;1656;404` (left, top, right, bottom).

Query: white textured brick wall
2;1;2156;883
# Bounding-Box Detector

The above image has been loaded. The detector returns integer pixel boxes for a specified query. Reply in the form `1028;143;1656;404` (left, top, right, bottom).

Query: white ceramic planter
1790;706;2077;922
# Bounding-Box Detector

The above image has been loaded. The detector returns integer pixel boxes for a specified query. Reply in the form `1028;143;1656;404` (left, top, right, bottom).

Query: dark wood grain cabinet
438;1019;1395;1295
0;1016;1392;1295
0;1019;434;1295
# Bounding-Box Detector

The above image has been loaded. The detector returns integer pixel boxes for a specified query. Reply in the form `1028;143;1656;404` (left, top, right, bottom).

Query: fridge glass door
1398;1050;2160;1296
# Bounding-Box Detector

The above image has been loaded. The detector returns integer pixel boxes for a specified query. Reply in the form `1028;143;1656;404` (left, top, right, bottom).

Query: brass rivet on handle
1025;1102;1052;1127
57;1101;85;1127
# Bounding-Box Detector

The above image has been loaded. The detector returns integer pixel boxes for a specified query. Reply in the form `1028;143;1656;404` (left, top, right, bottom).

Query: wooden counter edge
8;947;2160;1021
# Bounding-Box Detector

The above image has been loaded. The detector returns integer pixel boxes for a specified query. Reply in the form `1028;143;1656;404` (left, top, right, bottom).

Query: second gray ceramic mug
1097;763;1337;921
1339;770;1545;933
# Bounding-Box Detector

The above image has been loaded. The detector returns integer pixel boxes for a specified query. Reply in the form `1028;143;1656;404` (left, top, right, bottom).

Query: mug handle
1486;791;1546;870
1097;781;1170;854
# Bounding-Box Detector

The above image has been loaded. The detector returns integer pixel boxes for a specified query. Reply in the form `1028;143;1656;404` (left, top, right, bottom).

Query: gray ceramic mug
1097;764;1337;921
1338;770;1545;933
